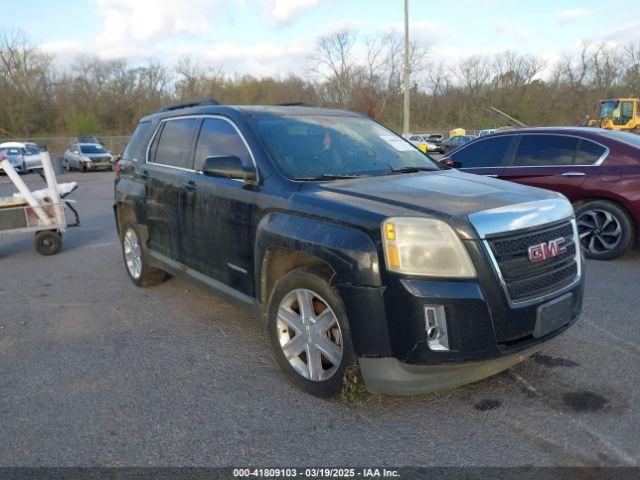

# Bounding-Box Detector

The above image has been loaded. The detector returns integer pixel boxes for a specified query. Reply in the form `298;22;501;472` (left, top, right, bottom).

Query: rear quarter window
575;140;606;165
123;121;152;161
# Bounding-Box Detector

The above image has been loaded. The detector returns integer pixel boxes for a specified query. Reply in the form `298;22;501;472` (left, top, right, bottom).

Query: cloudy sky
6;0;640;76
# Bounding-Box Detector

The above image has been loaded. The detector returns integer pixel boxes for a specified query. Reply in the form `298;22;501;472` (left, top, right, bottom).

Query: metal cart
0;150;80;255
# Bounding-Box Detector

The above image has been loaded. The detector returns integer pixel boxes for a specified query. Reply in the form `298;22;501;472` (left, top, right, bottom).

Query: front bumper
342;241;583;395
359;340;545;395
351;272;582;394
86;162;112;170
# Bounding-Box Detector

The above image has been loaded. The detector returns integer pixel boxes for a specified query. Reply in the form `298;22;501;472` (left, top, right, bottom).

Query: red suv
441;127;640;260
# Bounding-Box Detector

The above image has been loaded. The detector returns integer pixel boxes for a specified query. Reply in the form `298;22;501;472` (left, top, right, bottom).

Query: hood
304;169;562;239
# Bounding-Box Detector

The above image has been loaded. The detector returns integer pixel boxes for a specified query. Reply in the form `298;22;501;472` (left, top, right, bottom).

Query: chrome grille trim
481;219;582;308
469;199;581;308
468;198;575;239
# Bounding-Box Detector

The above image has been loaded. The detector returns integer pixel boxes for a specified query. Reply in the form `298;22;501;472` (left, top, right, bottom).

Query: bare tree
0;31;54;134
312;30;357;108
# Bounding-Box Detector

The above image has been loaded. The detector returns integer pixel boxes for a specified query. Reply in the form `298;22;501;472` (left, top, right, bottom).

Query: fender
255;211;383;291
255;212;392;357
114;177;148;228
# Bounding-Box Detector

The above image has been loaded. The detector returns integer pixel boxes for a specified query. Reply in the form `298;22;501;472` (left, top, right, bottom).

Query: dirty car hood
307;169;562;239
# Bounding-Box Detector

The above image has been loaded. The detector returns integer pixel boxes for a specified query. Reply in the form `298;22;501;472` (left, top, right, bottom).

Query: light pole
403;0;410;135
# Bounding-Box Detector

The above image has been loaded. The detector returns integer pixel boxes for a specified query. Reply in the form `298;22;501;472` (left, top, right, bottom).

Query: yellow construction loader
588;98;640;133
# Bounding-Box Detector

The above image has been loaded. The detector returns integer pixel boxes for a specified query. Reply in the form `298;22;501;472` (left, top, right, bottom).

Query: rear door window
575;140;607;165
194;118;252;171
152;118;199;169
513;135;579;166
451;136;513;168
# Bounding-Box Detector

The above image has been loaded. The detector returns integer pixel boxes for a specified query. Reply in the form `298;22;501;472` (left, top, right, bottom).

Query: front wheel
267;267;355;397
120;221;166;287
575;200;635;260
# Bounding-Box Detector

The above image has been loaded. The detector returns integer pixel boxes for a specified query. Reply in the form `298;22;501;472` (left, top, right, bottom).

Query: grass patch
340;364;367;408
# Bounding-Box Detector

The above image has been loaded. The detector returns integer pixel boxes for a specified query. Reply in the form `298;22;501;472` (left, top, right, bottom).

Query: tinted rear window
152;118;199;169
514;135;579;166
123;121;152;161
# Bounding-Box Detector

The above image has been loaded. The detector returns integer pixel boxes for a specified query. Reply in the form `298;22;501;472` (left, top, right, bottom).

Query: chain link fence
0;136;131;157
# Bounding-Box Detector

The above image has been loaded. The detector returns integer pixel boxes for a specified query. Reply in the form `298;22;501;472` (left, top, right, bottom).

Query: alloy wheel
123;227;142;279
577;209;622;255
276;288;343;382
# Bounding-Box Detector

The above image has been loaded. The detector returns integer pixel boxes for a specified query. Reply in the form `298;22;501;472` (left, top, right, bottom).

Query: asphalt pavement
0;171;638;467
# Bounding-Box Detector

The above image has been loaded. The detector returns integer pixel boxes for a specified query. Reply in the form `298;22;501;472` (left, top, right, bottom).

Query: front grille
488;221;578;303
91;156;110;162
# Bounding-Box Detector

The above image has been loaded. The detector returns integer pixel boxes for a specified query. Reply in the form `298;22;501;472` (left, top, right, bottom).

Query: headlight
382;217;476;278
81;156;91;162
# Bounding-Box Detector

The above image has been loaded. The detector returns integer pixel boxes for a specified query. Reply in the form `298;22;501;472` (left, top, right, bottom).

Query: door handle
183;181;198;191
560;172;586;177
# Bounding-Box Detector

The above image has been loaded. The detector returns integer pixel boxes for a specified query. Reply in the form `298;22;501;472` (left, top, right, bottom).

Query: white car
478;129;497;137
63;143;114;172
405;134;443;154
0;142;43;173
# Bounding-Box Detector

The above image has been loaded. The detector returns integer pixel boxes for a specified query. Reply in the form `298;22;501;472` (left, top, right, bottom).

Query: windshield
80;144;108;154
24;146;40;155
255;115;439;179
600;101;619;120
1;148;21;156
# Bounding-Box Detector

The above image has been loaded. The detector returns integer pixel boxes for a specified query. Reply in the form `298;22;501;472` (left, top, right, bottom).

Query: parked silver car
0;142;43;173
63;143;114;172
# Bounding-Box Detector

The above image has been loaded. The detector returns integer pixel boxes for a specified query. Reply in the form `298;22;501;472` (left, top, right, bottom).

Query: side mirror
201;155;257;183
439;157;462;169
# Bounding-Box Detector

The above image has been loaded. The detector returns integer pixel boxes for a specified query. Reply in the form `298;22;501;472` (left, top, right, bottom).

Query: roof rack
275;102;312;107
155;98;220;113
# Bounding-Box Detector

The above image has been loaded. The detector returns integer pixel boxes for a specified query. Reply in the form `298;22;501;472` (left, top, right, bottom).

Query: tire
20;162;27;174
575;200;635;260
267;267;355;397
120;220;166;287
63;159;70;171
81;162;87;172
34;230;62;255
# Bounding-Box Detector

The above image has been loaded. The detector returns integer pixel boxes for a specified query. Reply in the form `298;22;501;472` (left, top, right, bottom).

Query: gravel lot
0;171;638;467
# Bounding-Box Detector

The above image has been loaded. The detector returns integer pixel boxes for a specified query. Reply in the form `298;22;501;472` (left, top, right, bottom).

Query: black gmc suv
114;100;584;397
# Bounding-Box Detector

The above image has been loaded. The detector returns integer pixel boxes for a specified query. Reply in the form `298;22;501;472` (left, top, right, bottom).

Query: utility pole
403;0;410;135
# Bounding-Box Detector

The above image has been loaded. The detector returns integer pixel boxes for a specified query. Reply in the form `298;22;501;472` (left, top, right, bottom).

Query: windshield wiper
292;173;366;181
390;166;436;174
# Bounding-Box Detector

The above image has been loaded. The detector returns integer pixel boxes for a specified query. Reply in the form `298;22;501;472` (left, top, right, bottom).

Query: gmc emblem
528;237;567;263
